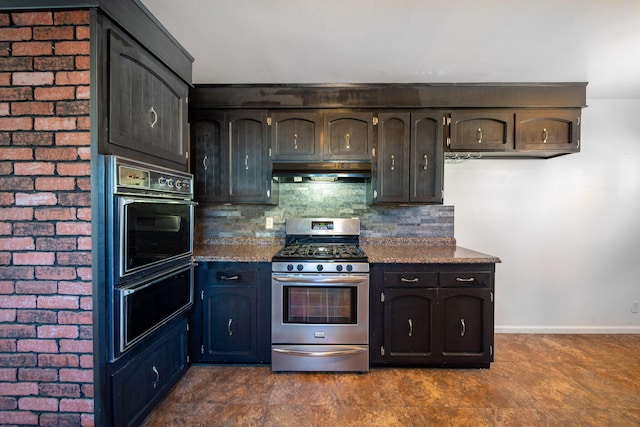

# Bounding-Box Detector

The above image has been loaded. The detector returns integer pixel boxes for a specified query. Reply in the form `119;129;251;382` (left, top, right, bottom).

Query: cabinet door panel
449;111;514;151
325;112;373;160
411;112;444;203
108;28;188;169
203;287;256;361
440;289;493;360
376;113;410;202
384;289;435;359
271;112;322;160
111;317;188;427
227;112;270;202
191;115;227;202
516;109;580;151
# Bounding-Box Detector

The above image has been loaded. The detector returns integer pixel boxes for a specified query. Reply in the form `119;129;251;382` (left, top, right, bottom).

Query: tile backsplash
195;181;454;241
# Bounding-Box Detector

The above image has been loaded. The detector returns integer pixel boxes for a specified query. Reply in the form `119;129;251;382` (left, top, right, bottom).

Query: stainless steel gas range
271;218;369;372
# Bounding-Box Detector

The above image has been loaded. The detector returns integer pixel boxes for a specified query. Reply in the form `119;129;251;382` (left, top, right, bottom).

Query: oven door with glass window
113;196;195;284
271;273;369;345
113;263;194;360
271;272;369;371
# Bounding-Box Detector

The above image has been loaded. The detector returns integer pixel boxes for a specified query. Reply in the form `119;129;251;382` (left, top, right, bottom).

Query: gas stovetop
272;218;369;273
274;243;366;260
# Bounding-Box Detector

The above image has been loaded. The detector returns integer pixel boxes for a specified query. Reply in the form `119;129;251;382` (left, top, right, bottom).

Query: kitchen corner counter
361;239;501;264
193;238;283;262
193;238;500;264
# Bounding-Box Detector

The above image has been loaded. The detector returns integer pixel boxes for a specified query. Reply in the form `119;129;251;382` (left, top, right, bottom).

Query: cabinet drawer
439;272;491;288
201;266;257;286
384;271;437;288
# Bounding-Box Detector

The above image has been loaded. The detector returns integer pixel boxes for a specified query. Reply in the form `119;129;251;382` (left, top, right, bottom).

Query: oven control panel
273;262;369;273
112;156;193;198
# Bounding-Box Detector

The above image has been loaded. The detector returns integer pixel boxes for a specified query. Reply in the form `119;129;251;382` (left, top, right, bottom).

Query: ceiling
140;0;640;99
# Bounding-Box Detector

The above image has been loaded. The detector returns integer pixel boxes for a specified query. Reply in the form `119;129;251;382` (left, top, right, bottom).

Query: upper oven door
271;273;369;345
114;196;195;284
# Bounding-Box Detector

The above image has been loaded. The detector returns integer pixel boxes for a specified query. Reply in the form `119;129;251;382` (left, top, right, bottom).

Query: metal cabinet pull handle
293;133;298;150
220;275;239;280
408;318;413;337
423;154;428;170
203;155;208;170
390;154;395;171
455;277;475;282
476;128;483;143
345;133;350;150
227;318;233;336
245;155;249;170
460;319;466;337
542;128;548;143
149;107;158;128
400;277;419;283
152;365;159;389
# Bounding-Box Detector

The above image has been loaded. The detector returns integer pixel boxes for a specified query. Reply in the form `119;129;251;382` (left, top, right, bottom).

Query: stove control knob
287;264;294;271
316;264;323;272
346;264;353;272
297;264;304;271
336;265;343;272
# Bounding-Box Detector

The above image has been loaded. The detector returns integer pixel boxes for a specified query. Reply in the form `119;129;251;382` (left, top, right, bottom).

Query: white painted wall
444;99;640;333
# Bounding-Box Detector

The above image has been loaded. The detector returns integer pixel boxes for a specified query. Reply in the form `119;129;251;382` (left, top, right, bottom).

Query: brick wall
0;10;93;426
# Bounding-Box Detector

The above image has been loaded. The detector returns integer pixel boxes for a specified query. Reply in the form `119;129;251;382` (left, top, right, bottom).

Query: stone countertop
193;238;282;262
361;242;501;264
193;238;500;264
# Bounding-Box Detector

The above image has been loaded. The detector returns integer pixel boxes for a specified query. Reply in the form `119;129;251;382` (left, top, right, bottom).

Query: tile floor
141;334;640;426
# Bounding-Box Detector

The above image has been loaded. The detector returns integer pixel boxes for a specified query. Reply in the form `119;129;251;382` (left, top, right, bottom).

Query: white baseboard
495;325;640;334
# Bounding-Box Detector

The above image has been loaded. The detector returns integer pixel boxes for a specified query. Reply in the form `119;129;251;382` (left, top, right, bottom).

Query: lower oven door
114;263;194;360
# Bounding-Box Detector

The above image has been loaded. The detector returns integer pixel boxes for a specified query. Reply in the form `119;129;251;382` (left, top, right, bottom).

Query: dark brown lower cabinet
371;263;495;368
192;262;271;364
201;286;257;362
440;288;493;364
110;316;188;427
383;288;435;362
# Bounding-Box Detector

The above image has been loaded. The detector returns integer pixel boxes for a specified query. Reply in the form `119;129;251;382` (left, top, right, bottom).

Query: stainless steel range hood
272;162;371;179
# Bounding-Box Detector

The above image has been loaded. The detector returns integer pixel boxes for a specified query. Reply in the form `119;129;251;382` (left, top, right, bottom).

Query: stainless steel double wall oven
106;156;195;360
272;218;369;372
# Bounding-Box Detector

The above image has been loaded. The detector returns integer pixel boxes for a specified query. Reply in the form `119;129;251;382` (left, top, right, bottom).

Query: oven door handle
273;276;368;284
272;346;367;357
119;197;197;206
120;263;195;296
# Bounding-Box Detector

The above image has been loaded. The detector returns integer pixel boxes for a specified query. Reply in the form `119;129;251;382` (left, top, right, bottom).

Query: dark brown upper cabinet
227;111;273;204
190;82;587;161
190;112;227;203
447;110;515;153
515;109;581;152
376;113;410;203
190;110;276;204
324;112;374;160
375;112;443;204
270;111;323;161
106;24;189;171
411;112;444;203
